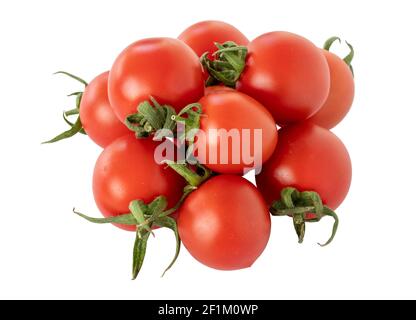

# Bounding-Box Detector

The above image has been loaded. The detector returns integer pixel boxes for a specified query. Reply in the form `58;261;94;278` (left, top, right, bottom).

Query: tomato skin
256;122;351;210
93;135;186;231
236;32;330;126
308;50;355;129
204;85;234;95
108;38;204;122
79;72;130;148
195;90;278;174
178;175;271;270
178;20;249;59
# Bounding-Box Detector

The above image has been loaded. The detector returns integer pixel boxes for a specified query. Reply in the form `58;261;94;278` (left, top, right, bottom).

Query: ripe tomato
204;85;234;95
79;71;130;148
193;90;278;174
236;32;330;126
108;37;204;122
308;50;355;129
178;20;249;59
178;175;271;270
256;122;351;210
93;134;186;231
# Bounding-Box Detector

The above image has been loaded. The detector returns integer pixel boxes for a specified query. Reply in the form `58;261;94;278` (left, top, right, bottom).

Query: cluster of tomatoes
45;21;353;279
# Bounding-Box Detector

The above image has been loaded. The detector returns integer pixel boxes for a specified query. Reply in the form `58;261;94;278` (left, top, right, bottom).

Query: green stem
64;108;80;116
74;190;195;279
54;71;88;86
201;41;248;88
271;206;315;216
167;162;211;187
153;216;181;277
73;209;138;225
132;231;150;280
323;36;354;76
270;187;340;246
43;72;88;144
125;98;201;140
323;36;341;51
159;185;196;218
293;219;306;244
42;116;83;144
343;41;354;75
318;207;339;247
129;200;153;235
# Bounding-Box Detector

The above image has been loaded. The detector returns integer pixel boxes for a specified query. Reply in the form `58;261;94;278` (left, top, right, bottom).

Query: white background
0;0;415;300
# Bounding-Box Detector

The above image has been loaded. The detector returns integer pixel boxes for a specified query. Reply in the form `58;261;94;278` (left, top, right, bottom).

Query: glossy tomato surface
308;50;355;129
79;72;130;147
194;90;278;174
237;32;330;126
204;85;234;95
178;20;249;58
256;122;351;209
108;37;204;122
178;175;271;270
93;135;186;231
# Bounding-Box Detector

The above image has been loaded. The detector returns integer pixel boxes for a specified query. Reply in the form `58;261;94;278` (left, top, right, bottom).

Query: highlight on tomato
108;37;205;123
178;175;271;270
256;122;352;245
309;37;355;129
43;71;130;147
202;31;331;126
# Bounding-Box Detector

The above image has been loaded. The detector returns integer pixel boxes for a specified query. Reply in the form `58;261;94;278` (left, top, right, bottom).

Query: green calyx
125;97;202;141
42;71;88;144
124;93;212;240
270;187;339;246
74;186;195;280
201;41;248;88
125;97;178;139
125;97;213;189
324;36;355;76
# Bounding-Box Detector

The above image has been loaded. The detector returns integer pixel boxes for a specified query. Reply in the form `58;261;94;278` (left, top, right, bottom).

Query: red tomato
178;20;249;59
308;50;355;129
178;175;271;270
79;72;130;148
204;85;234;95
93;134;186;231
236;32;330;126
256;122;351;209
194;90;278;174
108;38;204;122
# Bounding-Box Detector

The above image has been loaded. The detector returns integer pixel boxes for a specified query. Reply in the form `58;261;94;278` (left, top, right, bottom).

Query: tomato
308;50;355;129
204;85;234;95
108;37;204;122
178;20;249;59
93;134;186;231
193;90;278;174
235;32;330;126
79;71;131;148
178;175;271;270
256;122;351;210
